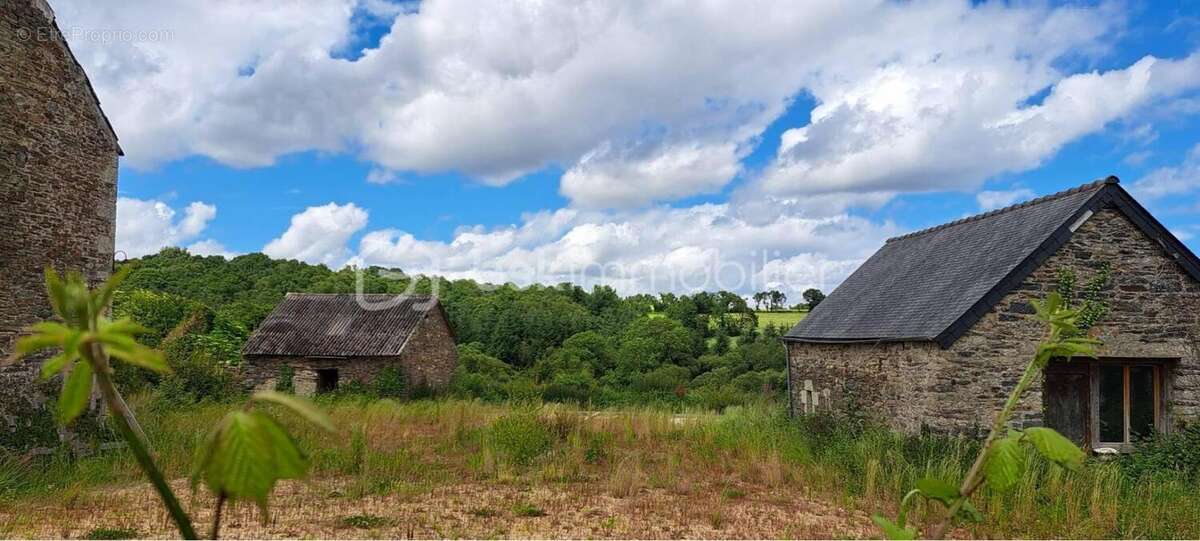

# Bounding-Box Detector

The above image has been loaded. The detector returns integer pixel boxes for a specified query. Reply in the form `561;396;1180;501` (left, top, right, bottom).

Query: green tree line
112;248;791;409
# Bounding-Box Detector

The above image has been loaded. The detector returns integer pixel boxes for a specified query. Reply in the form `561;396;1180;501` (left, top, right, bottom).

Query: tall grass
1;397;1197;538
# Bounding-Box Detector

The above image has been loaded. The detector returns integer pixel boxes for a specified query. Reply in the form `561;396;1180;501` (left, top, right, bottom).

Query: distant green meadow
755;310;806;330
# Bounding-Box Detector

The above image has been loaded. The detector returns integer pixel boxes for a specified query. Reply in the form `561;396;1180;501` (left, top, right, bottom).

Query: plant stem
210;492;227;540
85;342;199;540
926;331;1054;539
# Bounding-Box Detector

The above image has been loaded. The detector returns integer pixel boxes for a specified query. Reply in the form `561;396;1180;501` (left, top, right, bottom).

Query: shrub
274;364;295;393
153;345;236;405
488;412;553;466
542;371;596;404
373;366;407;398
513;501;546;517
632;364;690;395
1120;423;1200;482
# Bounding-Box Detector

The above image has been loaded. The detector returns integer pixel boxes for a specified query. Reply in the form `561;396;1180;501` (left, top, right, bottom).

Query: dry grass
0;398;1197;539
0;471;867;539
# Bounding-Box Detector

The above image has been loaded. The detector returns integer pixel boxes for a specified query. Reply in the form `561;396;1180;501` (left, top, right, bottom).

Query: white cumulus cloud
351;203;896;300
1130;143;1200;201
263;202;369;267
56;0;1200;210
116;198;217;257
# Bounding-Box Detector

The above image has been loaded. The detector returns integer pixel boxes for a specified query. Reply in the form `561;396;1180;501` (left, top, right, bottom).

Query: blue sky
59;0;1200;299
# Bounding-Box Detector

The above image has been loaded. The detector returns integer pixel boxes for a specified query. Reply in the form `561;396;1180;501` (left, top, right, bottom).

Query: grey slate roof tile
785;180;1112;344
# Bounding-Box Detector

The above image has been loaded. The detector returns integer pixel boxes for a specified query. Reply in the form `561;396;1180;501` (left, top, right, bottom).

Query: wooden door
1044;368;1090;445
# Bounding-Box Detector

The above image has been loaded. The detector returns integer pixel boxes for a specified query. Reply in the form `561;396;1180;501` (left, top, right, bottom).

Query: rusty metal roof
242;293;443;357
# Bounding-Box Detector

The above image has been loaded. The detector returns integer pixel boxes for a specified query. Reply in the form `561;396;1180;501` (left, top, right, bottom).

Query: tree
752;291;767;310
802;288;826;310
764;290;786;310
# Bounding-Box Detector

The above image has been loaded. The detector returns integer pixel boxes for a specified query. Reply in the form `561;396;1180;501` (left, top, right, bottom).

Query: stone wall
0;1;120;446
787;208;1200;435
241;309;459;396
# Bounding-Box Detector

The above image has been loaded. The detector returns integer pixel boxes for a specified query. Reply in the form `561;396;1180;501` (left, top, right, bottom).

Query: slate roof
242;293;446;357
785;177;1200;348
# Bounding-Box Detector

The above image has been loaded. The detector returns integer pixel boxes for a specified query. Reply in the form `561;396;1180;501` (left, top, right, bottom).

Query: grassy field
1;398;1197;539
755;310;806;330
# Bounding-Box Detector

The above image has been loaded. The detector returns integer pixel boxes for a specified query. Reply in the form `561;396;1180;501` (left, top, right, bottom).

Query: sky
54;0;1200;301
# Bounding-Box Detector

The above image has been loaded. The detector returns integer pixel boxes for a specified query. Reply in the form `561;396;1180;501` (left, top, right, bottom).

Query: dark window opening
316;368;339;394
1098;364;1124;443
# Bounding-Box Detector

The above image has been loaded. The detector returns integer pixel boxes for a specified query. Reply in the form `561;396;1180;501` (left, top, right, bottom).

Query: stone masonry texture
787;208;1200;435
0;0;120;448
241;308;459;397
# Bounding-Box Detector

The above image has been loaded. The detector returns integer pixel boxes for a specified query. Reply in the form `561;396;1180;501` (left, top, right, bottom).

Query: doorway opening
316;368;339;394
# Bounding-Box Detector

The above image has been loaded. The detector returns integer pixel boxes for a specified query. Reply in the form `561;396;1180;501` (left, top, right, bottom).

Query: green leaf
95;332;168;373
915;477;960;505
40;352;76;380
254;412;307;480
955;499;984;523
1024;427;1085;471
871;515;918;540
193;410;315;522
251;391;335;432
984;432;1025;492
197;411;277;514
44;267;69;321
90;266;131;315
99;317;150;336
57;360;93;424
14;333;62;357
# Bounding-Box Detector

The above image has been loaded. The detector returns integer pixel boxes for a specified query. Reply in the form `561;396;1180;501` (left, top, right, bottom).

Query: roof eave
781;336;936;345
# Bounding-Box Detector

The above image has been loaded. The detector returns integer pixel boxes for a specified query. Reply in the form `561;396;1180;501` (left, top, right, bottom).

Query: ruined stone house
785;178;1200;452
241;294;458;396
1;0;121;446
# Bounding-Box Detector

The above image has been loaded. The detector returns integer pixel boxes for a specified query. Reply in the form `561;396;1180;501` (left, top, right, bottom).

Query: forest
111;248;799;409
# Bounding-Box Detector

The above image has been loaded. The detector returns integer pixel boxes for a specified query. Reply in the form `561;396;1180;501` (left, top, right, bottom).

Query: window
316;368;339;394
1044;359;1168;452
1096;363;1163;448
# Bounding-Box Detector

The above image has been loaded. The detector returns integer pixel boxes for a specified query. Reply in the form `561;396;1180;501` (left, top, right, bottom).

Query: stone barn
784;177;1200;452
1;0;121;446
242;294;458;396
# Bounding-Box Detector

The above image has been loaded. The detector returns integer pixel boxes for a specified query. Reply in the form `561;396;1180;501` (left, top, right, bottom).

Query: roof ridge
886;176;1118;244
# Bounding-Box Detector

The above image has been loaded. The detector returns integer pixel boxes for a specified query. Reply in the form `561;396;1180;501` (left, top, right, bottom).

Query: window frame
1087;359;1169;452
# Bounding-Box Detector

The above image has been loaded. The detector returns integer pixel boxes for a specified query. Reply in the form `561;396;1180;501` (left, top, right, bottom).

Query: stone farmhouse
785;178;1200;452
1;0;121;446
242;294;458;396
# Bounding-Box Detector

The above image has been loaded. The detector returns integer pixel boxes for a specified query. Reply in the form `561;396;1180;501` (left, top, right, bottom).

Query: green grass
342;513;391;529
1;397;1198;539
754;310;807;330
83;528;139;540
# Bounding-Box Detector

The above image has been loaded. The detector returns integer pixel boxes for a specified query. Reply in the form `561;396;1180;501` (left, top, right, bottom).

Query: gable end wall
788;207;1200;434
0;1;120;447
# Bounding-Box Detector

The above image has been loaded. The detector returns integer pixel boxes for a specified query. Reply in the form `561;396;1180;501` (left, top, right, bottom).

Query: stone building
242;294;458;396
1;0;121;446
785;178;1200;451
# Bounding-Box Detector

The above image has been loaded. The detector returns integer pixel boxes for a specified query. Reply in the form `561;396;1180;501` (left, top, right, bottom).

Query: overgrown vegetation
10;268;334;539
874;293;1098;539
106;248;790;410
1;399;1198;538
